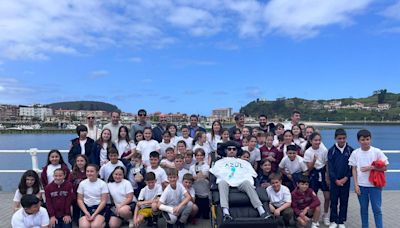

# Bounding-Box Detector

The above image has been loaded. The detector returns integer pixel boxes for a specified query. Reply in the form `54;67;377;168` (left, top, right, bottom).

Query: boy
266;173;294;227
146;151;168;189
182;173;199;224
160;147;176;170
160;131;175;158
291;175;321;228
175;154;189;183
11;194;50;228
279;145;308;191
159;168;193;228
328;129;354;228
348;129;388;228
177;125;193;149
241;135;261;170
134;172;162;227
183;150;196;170
127;153;146;198
99;148;126;181
190;148;210;219
256;132;267;148
260;132;281;172
45;168;74;228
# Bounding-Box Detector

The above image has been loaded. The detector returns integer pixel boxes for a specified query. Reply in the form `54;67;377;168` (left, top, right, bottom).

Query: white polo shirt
11;207;49;228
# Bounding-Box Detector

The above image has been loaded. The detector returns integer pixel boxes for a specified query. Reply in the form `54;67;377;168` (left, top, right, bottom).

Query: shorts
138;208;153;217
310;167;329;192
80;204;106;217
109;202;137;219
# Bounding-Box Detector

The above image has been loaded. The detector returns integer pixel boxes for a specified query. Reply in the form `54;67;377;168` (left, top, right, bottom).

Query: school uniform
41;163;71;187
328;143;353;225
291;187;320;217
259;145;282;172
303;146;329;193
44;181;74;228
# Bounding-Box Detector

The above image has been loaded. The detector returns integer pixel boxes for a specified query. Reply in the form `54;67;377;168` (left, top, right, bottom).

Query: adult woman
90;128;116;166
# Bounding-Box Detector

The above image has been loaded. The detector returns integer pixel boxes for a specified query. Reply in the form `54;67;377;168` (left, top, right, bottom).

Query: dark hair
182;173;194;182
291;124;304;138
145;172;156;181
53;168;65;175
20;194;40;208
234;113;245;121
167;168;178;177
269;172;282;181
258;114;267;119
76;125;88;136
286;144;298;152
107;147;119;156
137;109;147;115
260;158;272;166
180;125;189;130
190;114;198;120
107;166;126;183
175;154;184;160
357;129;371;140
111;110;121;116
298;175;309;183
256;132;267;138
166;124;178;136
87;164;100;172
176;140;187;147
165;147;174;153
275;123;284;131
185;150;193;157
149;151;160;158
163;131;171;137
194;148;205;156
211;120;223;140
132;153;142;159
134;130;144;144
71;154;88;179
265;132;274;138
234;128;241;134
334;128;347;138
241;150;250;157
143;127;152;132
46;149;66;166
18;170;41;195
246;135;257;141
96;128;113;149
305;132;321;150
118;126;131;142
292;110;301;116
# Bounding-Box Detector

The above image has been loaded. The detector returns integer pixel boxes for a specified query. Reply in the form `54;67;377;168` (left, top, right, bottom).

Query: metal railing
0;148;399;173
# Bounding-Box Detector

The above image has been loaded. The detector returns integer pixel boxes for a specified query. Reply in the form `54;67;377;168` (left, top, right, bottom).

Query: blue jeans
357;186;383;228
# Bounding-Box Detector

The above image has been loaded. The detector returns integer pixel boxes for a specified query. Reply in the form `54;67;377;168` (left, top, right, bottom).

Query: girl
206;120;222;152
134;130;144;145
256;159;273;189
242;126;251;139
175;140;187;155
13;170;42;212
136;127;161;167
273;123;285;147
278;130;301;158
45;168;74;228
192;131;212;165
260;133;282;172
291;124;305;148
303;132;330;226
160;131;175;158
241;137;249;147
68;154;88;224
166;124;178;145
41;149;70;187
90;128;116;167
233;128;242;145
107;166;136;228
115;126;136;159
242;135;261;170
220;128;230;144
251;127;260;137
240;150;251;162
77;164;109;228
68;125;95;167
302;126;328;152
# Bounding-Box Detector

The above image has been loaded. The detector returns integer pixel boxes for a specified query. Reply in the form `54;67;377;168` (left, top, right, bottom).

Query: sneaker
128;219;134;228
311;222;320;228
146;217;153;227
329;222;338;228
323;216;330;226
338;224;346;228
260;212;272;219
152;216;158;227
223;214;233;223
166;223;174;228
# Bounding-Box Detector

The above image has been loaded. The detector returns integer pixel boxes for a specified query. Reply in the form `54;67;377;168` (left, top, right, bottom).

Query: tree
377;89;387;104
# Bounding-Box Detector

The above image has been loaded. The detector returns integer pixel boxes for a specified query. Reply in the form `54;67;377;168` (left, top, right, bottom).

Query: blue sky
0;0;400;115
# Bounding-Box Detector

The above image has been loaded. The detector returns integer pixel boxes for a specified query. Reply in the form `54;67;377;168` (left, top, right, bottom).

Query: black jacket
152;124;166;143
68;137;94;167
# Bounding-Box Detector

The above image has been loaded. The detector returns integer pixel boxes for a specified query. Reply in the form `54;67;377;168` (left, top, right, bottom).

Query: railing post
29;148;39;171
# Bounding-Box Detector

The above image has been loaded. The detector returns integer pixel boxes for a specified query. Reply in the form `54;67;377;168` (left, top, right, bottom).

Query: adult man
12;194;50;228
188;114;206;138
210;141;271;222
229;113;245;140
85;112;101;140
284;111;301;130
152;114;168;143
103;111;122;142
259;114;275;134
130;109;152;139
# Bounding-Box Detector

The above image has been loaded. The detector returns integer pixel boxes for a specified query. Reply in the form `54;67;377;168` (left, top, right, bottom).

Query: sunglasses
227;147;237;151
138;113;146;116
87;117;95;119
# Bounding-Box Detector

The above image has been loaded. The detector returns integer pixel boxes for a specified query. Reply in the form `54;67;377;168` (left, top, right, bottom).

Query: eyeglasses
138;113;146;117
227;147;237;151
87;117;95;119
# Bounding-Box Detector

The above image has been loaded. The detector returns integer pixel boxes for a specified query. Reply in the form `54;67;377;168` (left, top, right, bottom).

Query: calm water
0;124;398;191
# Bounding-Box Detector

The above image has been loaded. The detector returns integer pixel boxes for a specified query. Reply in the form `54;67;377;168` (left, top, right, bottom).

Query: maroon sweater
291;187;321;216
41;163;71;187
259;145;282;172
44;181;74;218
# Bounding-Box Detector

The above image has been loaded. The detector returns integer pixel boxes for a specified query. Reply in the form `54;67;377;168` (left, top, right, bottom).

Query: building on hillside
0;104;19;121
19;105;53;121
212;108;232;120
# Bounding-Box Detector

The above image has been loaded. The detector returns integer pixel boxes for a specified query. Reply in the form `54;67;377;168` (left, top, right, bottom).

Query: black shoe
223;214;233;223
146;217;153;227
152;216;158;227
261;212;272;219
176;221;186;228
166;223;174;228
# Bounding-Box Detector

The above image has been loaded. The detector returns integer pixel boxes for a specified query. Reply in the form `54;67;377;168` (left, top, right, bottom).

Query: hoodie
291;186;320;216
44;180;74;218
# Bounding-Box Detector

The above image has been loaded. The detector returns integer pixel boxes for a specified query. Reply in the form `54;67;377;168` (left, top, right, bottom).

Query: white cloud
382;1;400;20
0;0;375;59
90;70;109;79
129;57;143;63
0;77;37;103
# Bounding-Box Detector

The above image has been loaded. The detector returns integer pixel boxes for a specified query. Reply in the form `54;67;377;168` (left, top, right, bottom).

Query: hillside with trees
240;90;400;121
48;101;120;112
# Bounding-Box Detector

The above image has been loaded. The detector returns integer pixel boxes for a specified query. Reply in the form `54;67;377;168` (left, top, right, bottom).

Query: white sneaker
311;222;320;228
323;216;331;226
338;224;346;228
128;219;134;228
329;222;338;228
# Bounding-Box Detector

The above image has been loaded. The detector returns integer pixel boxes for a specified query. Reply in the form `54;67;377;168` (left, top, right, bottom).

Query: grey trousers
164;201;193;224
218;180;262;209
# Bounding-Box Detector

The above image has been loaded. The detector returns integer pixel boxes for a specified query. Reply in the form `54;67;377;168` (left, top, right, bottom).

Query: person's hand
361;166;372;172
89;214;97;221
267;156;276;162
173;206;181;215
85;213;91;221
115;204;122;216
269;204;275;214
313;155;318;161
134;218;140;227
50;216;57;226
63;215;72;224
261;183;270;188
335;180;343;186
134;173;144;182
354;185;361;195
136;202;142;208
287;174;293;181
274;208;281;217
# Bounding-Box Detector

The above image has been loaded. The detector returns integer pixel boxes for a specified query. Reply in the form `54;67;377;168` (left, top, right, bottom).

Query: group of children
11;119;389;228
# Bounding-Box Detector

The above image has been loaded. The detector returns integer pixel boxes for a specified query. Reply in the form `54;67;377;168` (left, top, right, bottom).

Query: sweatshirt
44;181;74;218
291;187;320;216
41;164;70;187
328;143;354;182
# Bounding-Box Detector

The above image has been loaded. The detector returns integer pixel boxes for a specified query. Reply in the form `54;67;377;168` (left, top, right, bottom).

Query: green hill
48;101;120;112
240;90;400;121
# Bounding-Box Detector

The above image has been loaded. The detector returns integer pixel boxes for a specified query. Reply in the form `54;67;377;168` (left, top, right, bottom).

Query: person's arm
91;193;108;218
44;188;55;219
352;166;360;195
275;202;292;214
77;193;90;217
133;203;140;226
291;194;301;216
327;150;337;182
309;191;321;209
173;192;191;214
13;201;20;212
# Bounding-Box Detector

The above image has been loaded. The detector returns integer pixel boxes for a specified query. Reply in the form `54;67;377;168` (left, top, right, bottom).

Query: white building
19;105;53;120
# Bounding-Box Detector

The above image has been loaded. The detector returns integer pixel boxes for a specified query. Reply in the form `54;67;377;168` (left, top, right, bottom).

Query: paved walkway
1;191;398;228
